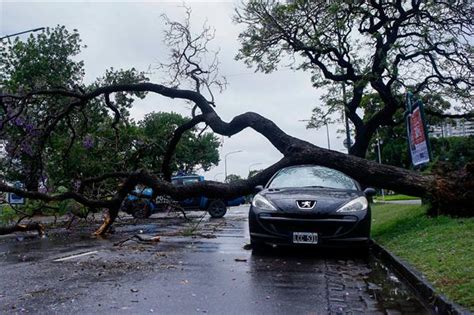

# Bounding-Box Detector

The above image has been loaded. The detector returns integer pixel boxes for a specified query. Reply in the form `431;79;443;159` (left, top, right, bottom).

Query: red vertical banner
406;94;431;166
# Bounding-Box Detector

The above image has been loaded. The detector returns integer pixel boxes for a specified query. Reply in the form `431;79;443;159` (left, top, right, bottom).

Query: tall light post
224;150;243;182
298;119;331;149
1;27;45;40
341;82;352;154
376;132;385;201
335;3;352;154
248;162;263;176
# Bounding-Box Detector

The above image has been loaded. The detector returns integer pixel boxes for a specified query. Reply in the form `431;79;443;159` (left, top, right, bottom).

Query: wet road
0;206;429;314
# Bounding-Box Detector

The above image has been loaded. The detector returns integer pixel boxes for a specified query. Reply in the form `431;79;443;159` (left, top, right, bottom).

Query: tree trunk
349;139;370;158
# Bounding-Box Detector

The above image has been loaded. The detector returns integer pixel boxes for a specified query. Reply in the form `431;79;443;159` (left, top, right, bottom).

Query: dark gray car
249;165;375;249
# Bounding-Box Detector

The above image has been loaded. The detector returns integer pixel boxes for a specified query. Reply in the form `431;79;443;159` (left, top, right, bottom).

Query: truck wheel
132;200;152;219
208;200;227;218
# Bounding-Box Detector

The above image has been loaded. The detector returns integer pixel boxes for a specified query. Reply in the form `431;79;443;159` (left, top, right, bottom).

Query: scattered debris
114;234;161;247
53;250;99;262
234;258;247;262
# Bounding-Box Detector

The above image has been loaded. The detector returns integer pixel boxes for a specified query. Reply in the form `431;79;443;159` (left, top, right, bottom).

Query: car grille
257;214;358;238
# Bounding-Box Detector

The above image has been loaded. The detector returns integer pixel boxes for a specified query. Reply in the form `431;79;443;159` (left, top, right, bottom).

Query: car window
182;178;200;185
267;166;358;190
171;179;182;185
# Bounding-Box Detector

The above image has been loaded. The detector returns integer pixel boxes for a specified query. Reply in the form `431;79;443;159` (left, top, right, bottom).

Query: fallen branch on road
0;222;45;236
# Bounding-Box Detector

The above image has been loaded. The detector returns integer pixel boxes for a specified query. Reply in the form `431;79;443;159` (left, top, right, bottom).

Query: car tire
250;238;268;252
131;200;152;219
207;200;227;218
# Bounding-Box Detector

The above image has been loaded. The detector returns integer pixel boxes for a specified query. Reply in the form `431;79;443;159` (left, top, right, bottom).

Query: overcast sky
2;0;350;181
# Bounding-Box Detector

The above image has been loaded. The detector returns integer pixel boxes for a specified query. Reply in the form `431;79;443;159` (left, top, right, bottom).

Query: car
122;175;246;219
248;165;376;249
171;175;245;218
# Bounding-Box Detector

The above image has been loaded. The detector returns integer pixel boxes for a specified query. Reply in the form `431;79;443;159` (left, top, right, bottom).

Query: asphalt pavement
0;205;429;314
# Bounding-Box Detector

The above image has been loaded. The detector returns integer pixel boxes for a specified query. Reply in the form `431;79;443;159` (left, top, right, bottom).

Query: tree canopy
0;26;220;195
235;0;473;157
139;111;220;175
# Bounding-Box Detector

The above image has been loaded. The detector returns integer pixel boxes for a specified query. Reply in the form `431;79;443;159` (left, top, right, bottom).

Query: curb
371;240;471;315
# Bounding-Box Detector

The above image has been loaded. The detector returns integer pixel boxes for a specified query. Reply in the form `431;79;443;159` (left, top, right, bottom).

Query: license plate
292;232;318;244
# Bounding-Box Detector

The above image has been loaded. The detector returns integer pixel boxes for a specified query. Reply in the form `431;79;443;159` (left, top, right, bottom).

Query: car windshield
267;166;358;190
172;177;200;186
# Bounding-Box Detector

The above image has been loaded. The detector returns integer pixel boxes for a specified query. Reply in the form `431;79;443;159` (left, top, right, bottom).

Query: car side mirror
364;187;376;197
254;185;264;193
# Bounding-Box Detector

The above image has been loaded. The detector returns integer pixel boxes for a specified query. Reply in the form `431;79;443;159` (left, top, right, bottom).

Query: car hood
260;187;362;214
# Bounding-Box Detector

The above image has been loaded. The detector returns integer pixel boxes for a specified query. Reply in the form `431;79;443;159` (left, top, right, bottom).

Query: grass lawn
374;194;420;201
371;203;474;311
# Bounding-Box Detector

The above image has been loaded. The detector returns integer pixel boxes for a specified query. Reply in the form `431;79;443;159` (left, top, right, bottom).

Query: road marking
53;250;98;262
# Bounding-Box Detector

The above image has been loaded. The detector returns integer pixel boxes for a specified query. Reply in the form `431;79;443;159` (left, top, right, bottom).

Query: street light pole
325;123;331;150
376;135;385;201
1;27;46;40
224;150;243;182
342;82;352;154
298;119;331;150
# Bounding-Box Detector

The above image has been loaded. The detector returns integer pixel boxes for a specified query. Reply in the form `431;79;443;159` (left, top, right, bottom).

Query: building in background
428;119;474;138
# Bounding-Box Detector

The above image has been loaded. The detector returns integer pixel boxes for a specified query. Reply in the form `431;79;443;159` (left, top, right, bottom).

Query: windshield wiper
306;185;331;189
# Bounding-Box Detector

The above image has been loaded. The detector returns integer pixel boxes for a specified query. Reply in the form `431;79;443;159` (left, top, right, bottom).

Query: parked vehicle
249;165;376;249
121;175;245;219
121;187;161;219
171;175;245;218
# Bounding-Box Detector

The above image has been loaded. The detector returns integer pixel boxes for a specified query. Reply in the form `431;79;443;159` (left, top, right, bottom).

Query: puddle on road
0;229;105;264
366;256;429;314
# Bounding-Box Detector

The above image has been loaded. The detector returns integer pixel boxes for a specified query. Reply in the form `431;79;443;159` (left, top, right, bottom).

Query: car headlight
252;194;277;211
336;196;368;213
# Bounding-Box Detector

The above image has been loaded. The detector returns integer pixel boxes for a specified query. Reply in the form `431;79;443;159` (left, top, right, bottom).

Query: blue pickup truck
122;175;245;219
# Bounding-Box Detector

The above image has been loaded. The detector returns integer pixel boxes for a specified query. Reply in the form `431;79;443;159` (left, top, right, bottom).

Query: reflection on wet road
0;206;429;314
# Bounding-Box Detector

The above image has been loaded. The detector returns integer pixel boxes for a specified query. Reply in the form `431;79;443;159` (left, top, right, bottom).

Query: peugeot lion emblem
296;200;316;209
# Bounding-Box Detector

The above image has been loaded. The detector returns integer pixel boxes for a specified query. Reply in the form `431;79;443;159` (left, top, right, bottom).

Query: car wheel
131;200;152;219
207;200;227;218
250;238;268;251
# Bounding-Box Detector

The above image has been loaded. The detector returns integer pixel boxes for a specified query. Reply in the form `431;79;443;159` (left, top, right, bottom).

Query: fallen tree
1;11;472;237
0;81;472;236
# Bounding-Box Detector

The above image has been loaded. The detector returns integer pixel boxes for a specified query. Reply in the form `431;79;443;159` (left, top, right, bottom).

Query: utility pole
325;123;331;150
342;81;352;154
336;8;352;154
376;132;385;201
298;119;331;150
